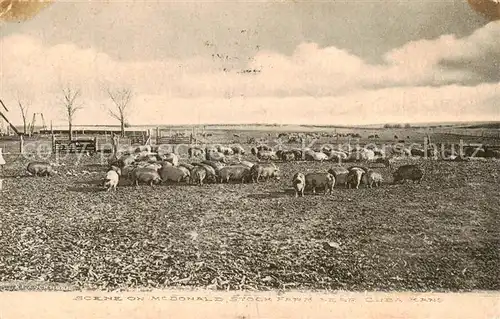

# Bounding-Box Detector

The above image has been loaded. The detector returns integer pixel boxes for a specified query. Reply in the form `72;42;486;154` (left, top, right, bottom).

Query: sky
0;0;499;126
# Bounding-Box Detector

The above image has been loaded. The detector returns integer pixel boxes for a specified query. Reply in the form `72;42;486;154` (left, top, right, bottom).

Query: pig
190;165;207;185
205;146;218;154
250;163;280;182
26;161;53;177
206;151;227;162
257;145;272;151
305;172;335;195
159;165;190;183
291;149;304;161
179;163;195;171
121;165;136;180
239;160;255;168
130;167;162;186
161;161;174;167
196;163;218;183
201;160;226;171
328;150;348;162
137;162;162;171
231;145;246;155
104;168;120;191
217;165;251;183
347;149;375;162
275;150;284;159
188;147;205;158
347;167;365;189
393;165;424;184
292;172;306;197
362;169;383;188
327;167;349;188
257;150;278;161
163;153;180;166
134;150;151;161
309;151;328;162
225;154;242;165
177;166;191;183
281;151;296;162
218;146;234;155
120;155;136;167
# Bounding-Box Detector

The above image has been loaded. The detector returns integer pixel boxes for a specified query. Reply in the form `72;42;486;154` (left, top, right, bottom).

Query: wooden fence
52;137;98;154
155;127;193;145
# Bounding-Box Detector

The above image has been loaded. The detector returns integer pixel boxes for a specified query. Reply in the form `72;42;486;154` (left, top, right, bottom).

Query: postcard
0;0;499;318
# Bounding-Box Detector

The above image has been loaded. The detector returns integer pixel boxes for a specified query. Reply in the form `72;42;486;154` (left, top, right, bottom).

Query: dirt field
0;130;499;292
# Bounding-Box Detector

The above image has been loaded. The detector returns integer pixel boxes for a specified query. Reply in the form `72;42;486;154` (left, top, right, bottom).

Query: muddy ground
0;148;499;291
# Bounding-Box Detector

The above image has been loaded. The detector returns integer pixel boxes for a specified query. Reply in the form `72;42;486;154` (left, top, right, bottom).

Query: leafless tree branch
107;87;133;137
60;86;83;140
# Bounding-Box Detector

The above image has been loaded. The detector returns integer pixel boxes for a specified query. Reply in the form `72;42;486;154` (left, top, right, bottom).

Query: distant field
0;129;499;291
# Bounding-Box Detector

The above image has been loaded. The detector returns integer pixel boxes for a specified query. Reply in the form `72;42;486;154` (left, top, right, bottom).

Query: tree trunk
22;116;27;135
69;120;73;141
120;120;125;138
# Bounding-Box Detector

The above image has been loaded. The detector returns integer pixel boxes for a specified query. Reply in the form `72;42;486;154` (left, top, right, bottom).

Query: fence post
51;135;56;153
19;135;24;155
156;127;160;145
94;137;98;153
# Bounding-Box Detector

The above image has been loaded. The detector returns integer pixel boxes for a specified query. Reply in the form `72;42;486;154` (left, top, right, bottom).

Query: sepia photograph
0;0;499;317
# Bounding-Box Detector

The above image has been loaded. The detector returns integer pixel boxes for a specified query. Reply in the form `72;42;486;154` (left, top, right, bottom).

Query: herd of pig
25;144;426;196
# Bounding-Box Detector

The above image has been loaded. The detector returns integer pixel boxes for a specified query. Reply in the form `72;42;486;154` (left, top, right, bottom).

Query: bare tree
60;86;83;141
16;96;30;135
107;88;132;138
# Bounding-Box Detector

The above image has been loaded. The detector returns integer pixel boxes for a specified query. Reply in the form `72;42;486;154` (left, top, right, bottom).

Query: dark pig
217;165;251;183
305;172;335;195
27;161;53;177
393;165;424;184
131;167;162;186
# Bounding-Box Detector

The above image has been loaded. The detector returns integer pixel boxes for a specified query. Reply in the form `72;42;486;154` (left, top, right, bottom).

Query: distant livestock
206;151;227;163
201;160;226;171
251;145;272;155
159;165;190;183
193;163;218;183
292;172;306;197
363;169;383;188
250;163;280;182
347;149;375;162
305;172;335;195
347;167;365;189
239;160;255;168
104;167;121;191
305;150;328;162
231;145;245;155
179;163;195;171
190;166;207;185
217;146;234;155
328;150;348;162
281;151;296;162
131;167;162;186
328;167;349;188
188;147;205;158
217;165;251;183
257;150;278;161
27;161;54;177
392;165;424;184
